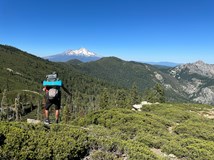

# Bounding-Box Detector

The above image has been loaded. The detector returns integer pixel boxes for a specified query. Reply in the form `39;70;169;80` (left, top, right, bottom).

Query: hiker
43;72;71;124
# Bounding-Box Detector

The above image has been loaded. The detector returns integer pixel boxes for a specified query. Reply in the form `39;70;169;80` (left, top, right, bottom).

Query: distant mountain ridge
1;44;214;105
69;57;214;104
169;61;214;104
67;57;188;102
68;56;159;90
46;48;183;67
172;60;214;78
145;61;181;67
43;48;101;62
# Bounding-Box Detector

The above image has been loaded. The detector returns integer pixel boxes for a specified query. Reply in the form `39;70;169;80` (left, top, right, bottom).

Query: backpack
48;88;59;100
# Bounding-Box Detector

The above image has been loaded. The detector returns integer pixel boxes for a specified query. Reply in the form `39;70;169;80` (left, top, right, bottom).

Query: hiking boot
44;119;50;125
55;119;59;124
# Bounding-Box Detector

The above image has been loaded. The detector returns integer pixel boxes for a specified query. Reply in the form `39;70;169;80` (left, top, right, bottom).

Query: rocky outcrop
168;61;214;104
193;87;214;104
172;61;214;78
132;101;159;111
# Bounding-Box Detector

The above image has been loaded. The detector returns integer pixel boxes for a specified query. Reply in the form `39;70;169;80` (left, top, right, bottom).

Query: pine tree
62;104;70;123
130;83;140;105
99;88;109;109
154;83;165;103
62;96;74;123
144;83;165;103
115;89;127;108
144;88;155;102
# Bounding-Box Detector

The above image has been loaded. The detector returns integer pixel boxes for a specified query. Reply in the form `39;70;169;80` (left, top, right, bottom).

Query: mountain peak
44;48;100;62
63;48;96;57
194;60;206;65
172;60;214;78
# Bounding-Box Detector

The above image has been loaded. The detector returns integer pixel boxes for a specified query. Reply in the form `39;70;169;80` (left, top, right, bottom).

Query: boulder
27;119;41;124
132;104;142;111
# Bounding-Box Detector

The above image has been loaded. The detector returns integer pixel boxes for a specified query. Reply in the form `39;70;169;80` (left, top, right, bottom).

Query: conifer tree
62;96;73;123
99;88;109;109
115;89;127;108
154;83;165;103
144;83;165;103
130;83;140;105
62;104;70;123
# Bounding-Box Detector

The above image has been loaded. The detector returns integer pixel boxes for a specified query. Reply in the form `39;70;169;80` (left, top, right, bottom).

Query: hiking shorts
45;93;61;110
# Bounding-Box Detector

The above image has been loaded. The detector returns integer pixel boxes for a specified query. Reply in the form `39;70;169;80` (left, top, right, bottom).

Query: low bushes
0;103;213;159
0;122;159;160
73;104;214;159
0;122;89;159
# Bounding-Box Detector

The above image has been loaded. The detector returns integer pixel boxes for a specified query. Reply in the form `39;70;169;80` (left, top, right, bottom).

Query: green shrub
0;122;89;159
1;103;213;160
90;150;119;160
162;138;214;160
174;120;214;141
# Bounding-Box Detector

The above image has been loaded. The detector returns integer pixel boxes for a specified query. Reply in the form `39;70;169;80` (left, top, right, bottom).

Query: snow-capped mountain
64;48;96;57
44;48;101;62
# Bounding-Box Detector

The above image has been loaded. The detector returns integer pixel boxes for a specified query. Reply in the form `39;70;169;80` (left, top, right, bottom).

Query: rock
132;101;154;111
133;104;142;109
154;72;163;82
141;101;152;105
168;153;177;159
193;87;214;104
27;119;41;124
132;104;142;111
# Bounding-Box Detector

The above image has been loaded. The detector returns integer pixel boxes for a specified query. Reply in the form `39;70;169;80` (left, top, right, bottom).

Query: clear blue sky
0;0;214;63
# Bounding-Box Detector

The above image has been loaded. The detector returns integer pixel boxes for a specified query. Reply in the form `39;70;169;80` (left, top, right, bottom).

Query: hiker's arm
62;85;72;97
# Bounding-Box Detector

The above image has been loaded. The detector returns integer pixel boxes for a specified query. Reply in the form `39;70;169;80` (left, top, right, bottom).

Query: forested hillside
67;57;158;90
67;57;189;102
0;45;139;121
68;57;214;104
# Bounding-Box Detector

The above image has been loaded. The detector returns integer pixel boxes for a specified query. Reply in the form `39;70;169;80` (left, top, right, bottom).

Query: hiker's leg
55;109;59;122
45;109;49;119
45;99;52;121
55;96;61;123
